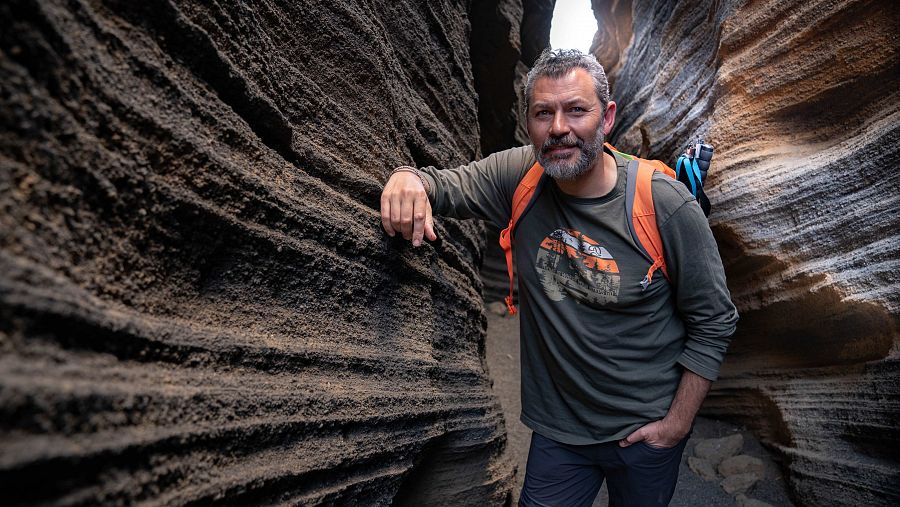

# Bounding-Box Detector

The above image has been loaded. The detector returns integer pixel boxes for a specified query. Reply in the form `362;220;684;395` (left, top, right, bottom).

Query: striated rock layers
471;0;553;304
0;0;520;504
593;0;900;505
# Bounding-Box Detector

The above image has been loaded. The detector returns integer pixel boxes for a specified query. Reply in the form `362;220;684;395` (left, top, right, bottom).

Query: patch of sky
549;0;598;53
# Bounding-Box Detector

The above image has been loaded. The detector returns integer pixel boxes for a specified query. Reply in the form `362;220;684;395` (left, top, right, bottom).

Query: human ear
603;101;617;136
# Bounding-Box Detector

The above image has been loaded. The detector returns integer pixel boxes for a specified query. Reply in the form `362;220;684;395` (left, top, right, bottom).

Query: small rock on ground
721;472;761;495
688;456;718;482
735;494;774;507
694;434;744;465
719;455;765;478
487;301;509;316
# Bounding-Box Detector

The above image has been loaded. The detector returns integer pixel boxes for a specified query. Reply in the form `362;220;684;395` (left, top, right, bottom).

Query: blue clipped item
675;139;713;216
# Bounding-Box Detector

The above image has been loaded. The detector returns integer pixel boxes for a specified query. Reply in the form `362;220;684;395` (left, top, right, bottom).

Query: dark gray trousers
519;431;689;507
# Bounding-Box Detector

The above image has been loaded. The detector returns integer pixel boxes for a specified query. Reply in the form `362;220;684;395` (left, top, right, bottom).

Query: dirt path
485;312;795;506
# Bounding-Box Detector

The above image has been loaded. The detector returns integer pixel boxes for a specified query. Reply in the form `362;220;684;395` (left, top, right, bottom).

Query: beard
534;128;605;181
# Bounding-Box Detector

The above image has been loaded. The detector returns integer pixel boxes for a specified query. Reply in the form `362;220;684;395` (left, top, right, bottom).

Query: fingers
424;202;437;242
399;191;414;241
619;428;645;448
411;189;428;246
618;421;680;448
381;171;436;246
390;187;403;239
380;190;395;237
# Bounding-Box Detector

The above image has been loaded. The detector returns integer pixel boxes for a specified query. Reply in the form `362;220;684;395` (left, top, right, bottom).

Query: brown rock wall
0;0;515;504
520;0;556;66
589;0;632;84
594;0;900;505
471;0;524;157
475;0;554;304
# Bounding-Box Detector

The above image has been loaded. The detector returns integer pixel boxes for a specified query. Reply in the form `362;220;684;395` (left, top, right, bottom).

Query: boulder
719;455;765;478
693;434;744;465
688;456;718;482
487;301;511;317
721;472;761;495
735;494;774;507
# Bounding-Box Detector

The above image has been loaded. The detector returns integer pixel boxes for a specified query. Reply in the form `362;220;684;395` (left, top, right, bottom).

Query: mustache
542;134;583;153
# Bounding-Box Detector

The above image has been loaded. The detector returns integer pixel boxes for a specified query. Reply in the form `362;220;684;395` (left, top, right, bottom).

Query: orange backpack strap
606;142;677;180
625;159;670;290
499;162;545;314
644;159;676;179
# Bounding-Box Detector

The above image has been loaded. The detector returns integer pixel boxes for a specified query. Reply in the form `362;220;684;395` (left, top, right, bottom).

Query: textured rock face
594;0;900;505
520;0;556;67
471;0;524;157
0;0;517;504
588;0;632;82
472;0;554;304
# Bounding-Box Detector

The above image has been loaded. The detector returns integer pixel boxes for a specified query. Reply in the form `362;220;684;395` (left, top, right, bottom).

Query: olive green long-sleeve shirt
419;146;738;444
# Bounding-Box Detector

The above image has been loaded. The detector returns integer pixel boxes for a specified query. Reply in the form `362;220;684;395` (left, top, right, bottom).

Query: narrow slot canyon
1;1;898;506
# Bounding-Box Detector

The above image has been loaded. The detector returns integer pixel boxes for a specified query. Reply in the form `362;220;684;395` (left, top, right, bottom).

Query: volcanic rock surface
0;0;525;504
471;0;554;305
593;0;900;505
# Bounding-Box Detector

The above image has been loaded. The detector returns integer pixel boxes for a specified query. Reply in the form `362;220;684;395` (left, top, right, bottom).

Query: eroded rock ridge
0;0;524;504
592;0;900;505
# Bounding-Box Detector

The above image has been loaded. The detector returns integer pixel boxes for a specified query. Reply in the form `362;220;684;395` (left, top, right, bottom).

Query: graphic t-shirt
536;228;620;305
420;146;738;444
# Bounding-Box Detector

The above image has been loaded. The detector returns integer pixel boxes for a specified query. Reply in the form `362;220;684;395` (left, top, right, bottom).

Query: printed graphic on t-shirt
535;228;620;305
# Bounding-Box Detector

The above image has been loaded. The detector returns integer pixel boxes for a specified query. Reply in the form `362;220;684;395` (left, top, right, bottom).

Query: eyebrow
531;97;594;109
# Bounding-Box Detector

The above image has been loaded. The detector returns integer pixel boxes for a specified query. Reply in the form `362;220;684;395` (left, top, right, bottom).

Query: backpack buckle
640;275;651;291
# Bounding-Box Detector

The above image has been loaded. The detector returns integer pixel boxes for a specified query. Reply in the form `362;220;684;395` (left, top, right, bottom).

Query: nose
549;111;570;137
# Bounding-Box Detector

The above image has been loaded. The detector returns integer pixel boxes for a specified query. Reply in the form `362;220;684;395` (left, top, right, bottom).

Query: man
380;49;738;506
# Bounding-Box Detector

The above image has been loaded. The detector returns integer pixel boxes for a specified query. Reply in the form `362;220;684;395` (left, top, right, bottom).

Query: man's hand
380;171;437;247
619;369;712;449
619;417;690;449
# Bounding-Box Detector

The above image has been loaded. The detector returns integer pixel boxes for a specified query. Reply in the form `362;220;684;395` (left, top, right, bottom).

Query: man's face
527;69;612;180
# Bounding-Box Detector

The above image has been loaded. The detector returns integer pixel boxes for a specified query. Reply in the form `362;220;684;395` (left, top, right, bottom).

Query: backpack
498;142;706;315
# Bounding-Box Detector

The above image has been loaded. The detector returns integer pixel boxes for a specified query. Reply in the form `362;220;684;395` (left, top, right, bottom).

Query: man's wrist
661;414;692;439
391;166;430;193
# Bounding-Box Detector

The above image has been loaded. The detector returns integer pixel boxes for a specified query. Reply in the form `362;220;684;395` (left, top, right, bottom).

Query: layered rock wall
0;0;517;504
593;0;900;505
472;0;554;304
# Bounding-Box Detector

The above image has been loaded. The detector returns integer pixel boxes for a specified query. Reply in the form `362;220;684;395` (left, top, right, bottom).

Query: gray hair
524;49;610;113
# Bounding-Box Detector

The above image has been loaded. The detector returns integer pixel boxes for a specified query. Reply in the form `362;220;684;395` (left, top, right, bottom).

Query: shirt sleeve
418;146;535;228
653;176;739;381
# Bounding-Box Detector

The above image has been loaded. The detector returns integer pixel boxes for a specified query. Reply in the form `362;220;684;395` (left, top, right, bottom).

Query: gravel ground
485;311;795;506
